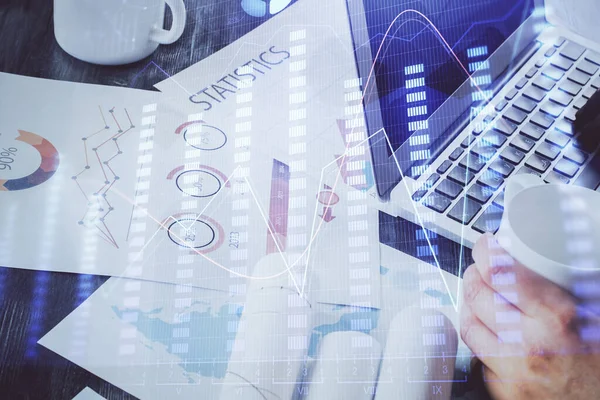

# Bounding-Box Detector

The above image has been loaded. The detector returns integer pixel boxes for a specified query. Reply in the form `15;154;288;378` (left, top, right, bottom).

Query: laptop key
569;70;591;86
437;160;453;174
554;158;580;178
511;134;536;152
493;191;505;208
412;188;428;202
551;56;573;71
461;135;477;148
546;131;570;148
574;152;600;190
559;80;583;96
500;147;526;165
592;77;600;89
484;113;497;125
540;101;564;118
505;88;519;100
449;147;464;161
525;153;552;173
493;118;518;136
448;166;475;186
560;41;586;61
523;86;547;103
583;87;598;100
481;130;507;148
520;122;545;140
515;77;528;89
535;58;547;68
424;173;441;188
513;96;537;113
545;170;570;185
549;90;573;107
535;142;561;160
478;170;504;189
564;146;588;165
585;51;600;66
435;179;463;200
577;60;599;76
564;108;577;122
545;47;557;58
424;192;452;213
448;197;482;225
472;204;504;234
470;144;496;161
504;107;528;125
554;37;567;47
467;183;494;204
460;153;487;173
533;75;556;91
530;111;555;129
489;159;515;178
517;166;542;177
525;67;538;79
495;100;508;112
555;119;574;136
573;97;588;110
473;124;485;136
542;66;565;81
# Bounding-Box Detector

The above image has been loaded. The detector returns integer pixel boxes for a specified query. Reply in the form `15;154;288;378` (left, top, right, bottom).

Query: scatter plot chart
72;106;134;248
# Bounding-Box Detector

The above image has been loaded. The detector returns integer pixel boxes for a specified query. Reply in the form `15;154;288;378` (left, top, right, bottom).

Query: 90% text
0;148;18;171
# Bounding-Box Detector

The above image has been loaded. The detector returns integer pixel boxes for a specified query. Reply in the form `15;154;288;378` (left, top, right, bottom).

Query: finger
460;302;520;374
472;234;576;325
482;366;514;400
462;263;524;336
575;88;600;132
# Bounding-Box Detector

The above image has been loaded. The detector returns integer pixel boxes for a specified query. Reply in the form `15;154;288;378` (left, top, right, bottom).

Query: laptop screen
350;0;538;153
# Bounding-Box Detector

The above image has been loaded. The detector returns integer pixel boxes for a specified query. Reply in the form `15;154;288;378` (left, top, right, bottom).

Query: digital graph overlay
142;9;502;305
72;106;135;249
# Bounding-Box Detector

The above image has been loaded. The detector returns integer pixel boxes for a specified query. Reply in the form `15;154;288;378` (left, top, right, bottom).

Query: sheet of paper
72;387;105;400
39;244;467;399
0;74;293;295
151;0;381;307
0;71;377;305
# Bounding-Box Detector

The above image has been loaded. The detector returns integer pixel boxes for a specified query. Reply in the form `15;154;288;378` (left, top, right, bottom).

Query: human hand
460;234;600;400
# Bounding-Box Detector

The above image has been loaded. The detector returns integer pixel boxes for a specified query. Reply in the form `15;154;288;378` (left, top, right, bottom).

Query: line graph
72;106;134;249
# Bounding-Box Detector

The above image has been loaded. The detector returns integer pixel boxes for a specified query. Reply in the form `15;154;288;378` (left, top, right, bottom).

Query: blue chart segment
354;0;536;151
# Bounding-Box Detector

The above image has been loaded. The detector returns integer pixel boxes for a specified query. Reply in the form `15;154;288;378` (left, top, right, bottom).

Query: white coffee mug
54;0;186;65
496;174;600;292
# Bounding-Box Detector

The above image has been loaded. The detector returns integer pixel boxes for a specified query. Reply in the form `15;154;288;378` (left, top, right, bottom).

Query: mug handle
504;174;543;210
150;0;186;45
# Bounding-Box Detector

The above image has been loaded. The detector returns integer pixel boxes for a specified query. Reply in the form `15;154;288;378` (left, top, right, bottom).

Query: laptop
346;0;600;254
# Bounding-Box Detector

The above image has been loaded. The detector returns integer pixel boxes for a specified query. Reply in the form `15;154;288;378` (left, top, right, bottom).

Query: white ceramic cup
54;0;186;65
496;174;600;292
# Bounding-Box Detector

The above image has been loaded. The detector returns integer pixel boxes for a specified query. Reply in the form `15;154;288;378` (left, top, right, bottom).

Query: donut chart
167;165;231;198
165;214;225;254
176;170;222;198
0;130;59;191
175;121;227;151
168;219;216;249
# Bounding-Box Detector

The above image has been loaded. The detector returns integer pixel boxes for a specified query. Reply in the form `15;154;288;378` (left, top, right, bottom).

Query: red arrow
319;206;336;222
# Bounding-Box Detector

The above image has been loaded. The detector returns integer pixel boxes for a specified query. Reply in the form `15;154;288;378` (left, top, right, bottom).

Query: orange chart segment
0;130;60;191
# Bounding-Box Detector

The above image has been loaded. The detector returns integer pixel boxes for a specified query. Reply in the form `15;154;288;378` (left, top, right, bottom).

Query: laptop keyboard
413;38;600;234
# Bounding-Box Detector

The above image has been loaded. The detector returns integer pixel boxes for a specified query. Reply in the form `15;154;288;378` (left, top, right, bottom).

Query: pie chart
0;130;59;191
